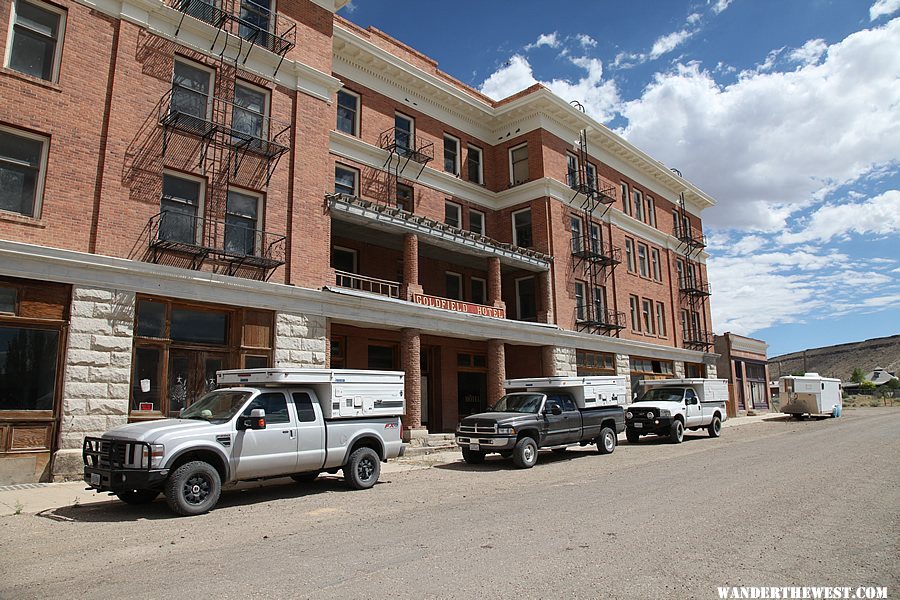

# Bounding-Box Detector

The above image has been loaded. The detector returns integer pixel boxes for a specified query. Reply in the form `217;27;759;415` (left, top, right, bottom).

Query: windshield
636;388;685;403
489;394;544;414
180;390;253;423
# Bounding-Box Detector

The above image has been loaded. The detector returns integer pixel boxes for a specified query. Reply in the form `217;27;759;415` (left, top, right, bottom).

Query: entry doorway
167;350;228;416
457;372;487;417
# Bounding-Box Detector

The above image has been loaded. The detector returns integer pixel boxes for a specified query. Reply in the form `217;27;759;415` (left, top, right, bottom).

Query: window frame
641;298;654;334
395;182;413;212
466;144;483;184
394;112;415;154
335;88;360;136
331;245;358;274
650;247;661;281
224;186;263;257
445;271;463;301
515;275;537;322
637;243;649;278
444;200;461;229
5;0;67;83
570;214;583;254
511;207;533;248
566;152;579;189
624;238;635;273
468;208;485;236
334;164;358;196
443;133;460;175
620;182;630;215
171;57;215;121
593;285;606;319
160;169;206;246
629;295;640;332
632;189;645;222
0;125;50;219
509;143;529;186
646;196;656;227
589;222;602;255
232;78;270;143
470;276;487;305
655;302;667;337
574;281;586;322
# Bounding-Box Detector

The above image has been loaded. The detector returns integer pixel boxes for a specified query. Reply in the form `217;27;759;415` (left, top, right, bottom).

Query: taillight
399;419;404;441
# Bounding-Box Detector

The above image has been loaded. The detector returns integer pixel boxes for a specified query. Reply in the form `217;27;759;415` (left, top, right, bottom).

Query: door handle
282;430;290;434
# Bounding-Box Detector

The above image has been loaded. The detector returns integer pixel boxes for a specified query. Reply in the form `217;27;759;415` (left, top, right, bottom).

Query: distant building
843;367;899;394
714;333;771;417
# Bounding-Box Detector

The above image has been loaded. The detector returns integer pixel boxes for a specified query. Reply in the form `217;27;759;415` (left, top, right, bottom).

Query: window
515;277;537;321
574;281;586;321
466;145;483;184
673;210;681;238
0;127;48;218
160;172;203;245
292;392;317;422
468;209;485;235
443;134;459;174
334;165;357;196
650;248;661;281
332;246;357;273
633;189;644;221
629;295;640;332
647;197;656;227
396;183;413;211
171;307;227;345
625;238;635;272
232;81;268;143
6;0;65;82
593;286;606;320
471;277;486;305
631;358;674;376
171;59;213;121
445;272;462;300
0;325;59;410
589;223;602;255
336;89;359;136
243;392;290;425
512;208;533;248
444;201;461;229
224;189;261;256
239;0;273;41
570;215;583;254
675;259;685;288
642;299;654;334
656;302;667;337
0;287;17;314
395;113;414;156
510;144;529;185
566;153;579;189
576;350;615;376
585;163;597;193
367;344;397;370
620;182;630;215
637;243;649;277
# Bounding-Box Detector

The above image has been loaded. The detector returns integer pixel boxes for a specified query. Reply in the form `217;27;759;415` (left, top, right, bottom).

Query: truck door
684;389;702;427
542;394;580;446
291;392;326;472
557;394;583;444
232;391;299;479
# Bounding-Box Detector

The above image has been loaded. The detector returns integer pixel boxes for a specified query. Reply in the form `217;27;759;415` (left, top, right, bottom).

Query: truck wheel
596;427;616;455
708;415;722;438
164;461;221;517
512;437;538;469
462;448;486;464
626;428;640;444
669;420;684;444
344;447;381;490
290;471;320;482
115;489;159;505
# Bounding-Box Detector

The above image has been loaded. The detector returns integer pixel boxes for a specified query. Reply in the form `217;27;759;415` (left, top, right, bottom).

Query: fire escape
377;125;434;207
570;122;625;336
672;171;712;350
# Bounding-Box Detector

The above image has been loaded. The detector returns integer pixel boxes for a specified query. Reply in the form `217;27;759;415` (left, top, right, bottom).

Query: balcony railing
576;307;626;331
572;239;622;266
679;277;711;296
683;328;714;349
378;128;434;166
334;271;400;299
148;211;285;278
677;226;707;250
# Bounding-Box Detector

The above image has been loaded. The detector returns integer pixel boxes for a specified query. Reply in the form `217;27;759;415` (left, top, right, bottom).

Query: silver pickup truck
83;369;405;516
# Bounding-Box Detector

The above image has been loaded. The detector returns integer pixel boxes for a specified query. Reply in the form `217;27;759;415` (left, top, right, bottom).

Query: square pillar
401;233;423;300
488;339;506;406
487;256;505;310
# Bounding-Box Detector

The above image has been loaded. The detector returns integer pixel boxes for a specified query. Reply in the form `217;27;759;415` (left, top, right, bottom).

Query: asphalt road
1;408;898;600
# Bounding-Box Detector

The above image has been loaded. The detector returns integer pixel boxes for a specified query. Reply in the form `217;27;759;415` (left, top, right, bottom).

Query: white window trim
226;186;264;255
632;189;645;221
445;271;463;300
0;124;50;219
656;302;667;337
620;182;630;215
162;169;206;245
443;133;460;176
650;247;661;281
642;298;654;335
234;78;270;140
173;56;216;121
336;88;360;137
466;144;483;185
444;200;461;229
629;295;641;332
470;276;487;305
334;164;359;196
5;0;67;84
511;207;532;247
515;276;536;321
395;112;415;148
566;152;579;189
590;222;601;253
625;238;635;273
332;245;358;274
468;208;485;235
637;242;649;278
574;280;586;321
509;143;529;186
647;196;656;227
585;162;597;192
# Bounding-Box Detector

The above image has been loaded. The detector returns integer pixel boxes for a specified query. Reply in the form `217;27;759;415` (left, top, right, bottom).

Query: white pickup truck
625;378;728;444
83;369;405;516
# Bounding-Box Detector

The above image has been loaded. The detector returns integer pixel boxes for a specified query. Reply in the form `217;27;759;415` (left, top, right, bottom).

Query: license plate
90;473;100;486
634;423;643;429
470;444;480;451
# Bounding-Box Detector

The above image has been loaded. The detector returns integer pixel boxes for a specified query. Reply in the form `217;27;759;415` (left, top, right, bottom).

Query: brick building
714;333;771;416
0;0;718;483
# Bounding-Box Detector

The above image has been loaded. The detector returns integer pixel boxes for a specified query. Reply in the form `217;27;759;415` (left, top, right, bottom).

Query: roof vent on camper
804;372;820;377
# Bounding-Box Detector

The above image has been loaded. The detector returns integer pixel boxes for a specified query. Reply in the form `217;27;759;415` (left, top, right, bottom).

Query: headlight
497;426;516;435
144;444;165;469
658;409;671;417
647;411;654;419
625;411;633;419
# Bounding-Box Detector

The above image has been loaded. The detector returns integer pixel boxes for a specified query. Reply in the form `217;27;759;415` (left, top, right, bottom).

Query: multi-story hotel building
0;0;717;483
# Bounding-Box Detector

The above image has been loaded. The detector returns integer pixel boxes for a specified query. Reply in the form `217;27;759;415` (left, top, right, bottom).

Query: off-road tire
164;461;221;517
290;471;320;482
708;415;722;438
343;447;381;490
512;436;538;469
597;427;617;455
461;448;486;464
626;428;640;444
669;419;685;444
115;489;159;505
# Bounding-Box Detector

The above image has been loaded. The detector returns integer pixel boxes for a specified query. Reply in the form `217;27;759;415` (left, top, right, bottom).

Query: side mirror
240;408;266;430
545;404;562;416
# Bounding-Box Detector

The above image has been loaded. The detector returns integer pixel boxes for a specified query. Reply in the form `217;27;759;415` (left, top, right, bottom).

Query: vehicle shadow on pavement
36;477;358;523
625;434;710;446
433;449;604;472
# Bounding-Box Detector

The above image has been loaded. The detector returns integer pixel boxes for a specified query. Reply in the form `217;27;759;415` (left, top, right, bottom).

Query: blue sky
338;0;900;357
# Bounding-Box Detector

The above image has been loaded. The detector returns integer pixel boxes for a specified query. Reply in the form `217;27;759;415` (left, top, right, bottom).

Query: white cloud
781;190;900;244
870;0;900;20
650;29;694;59
575;34;597;49
479;55;538;100
711;0;734;14
789;39;828;65
619;18;900;230
687;12;703;25
525;32;560;51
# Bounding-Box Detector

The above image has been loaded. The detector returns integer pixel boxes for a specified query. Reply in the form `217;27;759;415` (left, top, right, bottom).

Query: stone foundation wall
274;312;327;367
674;361;686;378
615;354;631;377
547;346;576;376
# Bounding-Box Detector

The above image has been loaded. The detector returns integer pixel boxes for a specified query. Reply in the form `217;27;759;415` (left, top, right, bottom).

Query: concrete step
406;433;456;448
402;443;458;458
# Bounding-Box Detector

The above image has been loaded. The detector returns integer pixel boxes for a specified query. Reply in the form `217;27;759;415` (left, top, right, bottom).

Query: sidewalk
0;412;785;517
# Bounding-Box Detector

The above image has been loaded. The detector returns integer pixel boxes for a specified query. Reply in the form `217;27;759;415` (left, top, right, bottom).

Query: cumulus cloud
870;0;900;20
619;18;900;230
479;55;538;100
789;39;828;65
525;32;561;51
615;29;696;68
781;190;900;244
711;0;734;14
575;34;597;49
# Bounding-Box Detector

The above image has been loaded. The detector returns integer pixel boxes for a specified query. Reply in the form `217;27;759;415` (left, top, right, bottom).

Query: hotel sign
412;294;505;319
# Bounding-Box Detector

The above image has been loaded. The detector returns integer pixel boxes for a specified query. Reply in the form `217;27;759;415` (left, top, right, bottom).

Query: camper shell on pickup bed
626;378;728;444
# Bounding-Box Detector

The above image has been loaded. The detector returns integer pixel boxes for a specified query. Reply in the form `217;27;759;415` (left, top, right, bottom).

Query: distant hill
768;335;900;382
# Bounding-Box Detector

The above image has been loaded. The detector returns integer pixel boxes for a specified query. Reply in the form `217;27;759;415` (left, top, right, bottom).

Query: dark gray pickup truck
455;391;625;468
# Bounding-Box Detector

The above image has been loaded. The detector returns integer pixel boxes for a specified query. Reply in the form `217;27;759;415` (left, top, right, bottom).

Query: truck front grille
83;437;152;470
458;421;498;434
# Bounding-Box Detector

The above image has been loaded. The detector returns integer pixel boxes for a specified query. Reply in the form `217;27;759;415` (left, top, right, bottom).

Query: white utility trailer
503;376;629;408
778;373;842;418
217;368;405;419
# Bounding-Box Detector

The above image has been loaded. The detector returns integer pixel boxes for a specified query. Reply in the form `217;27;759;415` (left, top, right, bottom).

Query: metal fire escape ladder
378;127;434;206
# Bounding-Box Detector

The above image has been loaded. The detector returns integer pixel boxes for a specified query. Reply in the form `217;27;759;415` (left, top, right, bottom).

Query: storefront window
131;346;162;412
576;350;615;375
171;308;227;345
136;300;166;338
0;326;59;411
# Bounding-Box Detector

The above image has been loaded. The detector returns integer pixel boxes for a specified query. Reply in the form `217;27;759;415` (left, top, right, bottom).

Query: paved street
1;409;898;600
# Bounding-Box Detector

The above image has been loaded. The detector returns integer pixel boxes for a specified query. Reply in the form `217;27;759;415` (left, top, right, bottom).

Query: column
401;327;425;440
537;269;553;323
401;233;423;300
487;257;505;310
488;339;506;406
